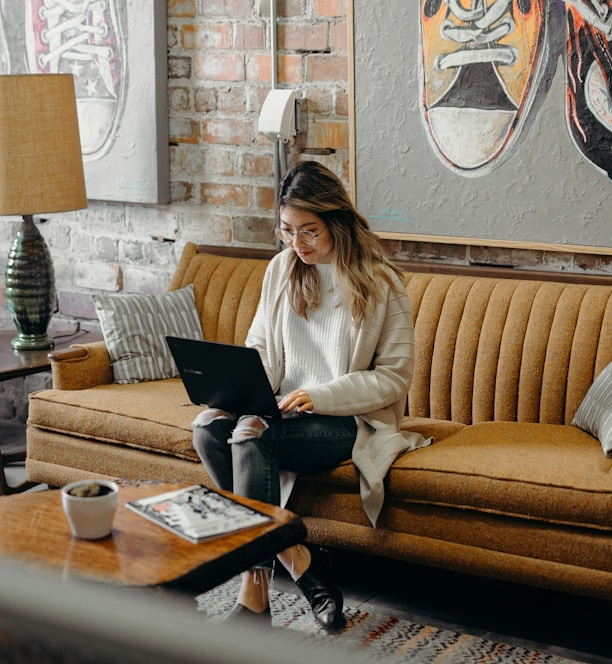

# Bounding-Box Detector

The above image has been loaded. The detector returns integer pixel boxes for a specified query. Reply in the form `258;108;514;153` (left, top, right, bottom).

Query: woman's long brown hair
276;161;403;321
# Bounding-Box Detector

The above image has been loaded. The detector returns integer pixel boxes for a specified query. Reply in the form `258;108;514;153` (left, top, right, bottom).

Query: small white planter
61;480;119;540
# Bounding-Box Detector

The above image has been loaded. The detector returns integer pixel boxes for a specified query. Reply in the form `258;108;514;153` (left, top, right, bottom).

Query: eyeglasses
274;228;324;246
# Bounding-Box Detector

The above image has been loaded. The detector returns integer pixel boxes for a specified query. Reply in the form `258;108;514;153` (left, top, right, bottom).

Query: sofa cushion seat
388;421;612;531
400;416;466;442
289;417;467;491
29;380;202;461
291;421;612;531
31;382;612;532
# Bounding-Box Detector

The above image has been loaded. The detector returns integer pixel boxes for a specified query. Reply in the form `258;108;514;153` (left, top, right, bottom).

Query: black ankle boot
295;546;345;632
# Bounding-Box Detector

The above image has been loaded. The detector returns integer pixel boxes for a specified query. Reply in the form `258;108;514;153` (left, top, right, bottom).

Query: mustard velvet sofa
27;243;612;601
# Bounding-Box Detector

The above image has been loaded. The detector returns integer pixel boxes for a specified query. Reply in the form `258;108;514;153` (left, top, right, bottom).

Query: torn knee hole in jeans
229;415;268;443
191;408;232;428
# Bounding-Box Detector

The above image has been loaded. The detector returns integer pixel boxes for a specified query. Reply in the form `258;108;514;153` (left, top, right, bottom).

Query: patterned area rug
196;578;584;664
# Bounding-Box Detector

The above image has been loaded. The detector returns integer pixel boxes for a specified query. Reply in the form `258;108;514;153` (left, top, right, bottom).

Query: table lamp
0;74;87;350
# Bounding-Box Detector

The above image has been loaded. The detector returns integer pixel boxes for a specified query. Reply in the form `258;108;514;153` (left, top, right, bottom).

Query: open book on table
125;484;273;544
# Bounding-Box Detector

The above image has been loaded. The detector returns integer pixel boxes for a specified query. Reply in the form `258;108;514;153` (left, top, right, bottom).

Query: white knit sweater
280;263;350;398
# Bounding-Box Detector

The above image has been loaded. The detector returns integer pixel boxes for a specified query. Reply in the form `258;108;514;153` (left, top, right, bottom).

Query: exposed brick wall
0;0;351;330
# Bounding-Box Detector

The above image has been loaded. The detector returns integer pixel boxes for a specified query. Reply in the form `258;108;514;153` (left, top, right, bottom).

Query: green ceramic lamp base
10;333;55;351
5;215;56;352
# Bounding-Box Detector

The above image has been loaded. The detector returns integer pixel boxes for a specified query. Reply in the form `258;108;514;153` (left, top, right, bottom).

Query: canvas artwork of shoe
24;0;127;162
565;0;612;177
419;0;548;176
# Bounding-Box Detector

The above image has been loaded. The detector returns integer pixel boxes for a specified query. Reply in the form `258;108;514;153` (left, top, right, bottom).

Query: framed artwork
349;0;612;252
0;1;169;204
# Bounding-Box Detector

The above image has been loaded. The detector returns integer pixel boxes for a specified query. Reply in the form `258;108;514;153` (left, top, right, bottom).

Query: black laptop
166;336;283;419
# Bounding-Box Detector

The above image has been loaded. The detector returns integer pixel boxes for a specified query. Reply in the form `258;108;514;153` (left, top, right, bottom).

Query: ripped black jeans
191;409;357;506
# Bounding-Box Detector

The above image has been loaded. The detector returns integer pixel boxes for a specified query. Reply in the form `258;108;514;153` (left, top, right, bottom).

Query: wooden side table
0;328;103;494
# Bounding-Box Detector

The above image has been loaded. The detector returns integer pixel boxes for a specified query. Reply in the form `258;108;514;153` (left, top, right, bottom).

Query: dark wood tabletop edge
164;517;307;595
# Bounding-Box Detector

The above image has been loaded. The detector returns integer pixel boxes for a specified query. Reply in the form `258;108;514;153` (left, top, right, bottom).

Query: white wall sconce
258;89;300;143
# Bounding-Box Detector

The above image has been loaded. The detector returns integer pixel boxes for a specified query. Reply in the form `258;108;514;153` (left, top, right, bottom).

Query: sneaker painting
565;0;612;177
420;0;548;176
24;0;127;162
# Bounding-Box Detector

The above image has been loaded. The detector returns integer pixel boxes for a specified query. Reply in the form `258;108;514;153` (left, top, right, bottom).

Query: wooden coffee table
0;482;306;593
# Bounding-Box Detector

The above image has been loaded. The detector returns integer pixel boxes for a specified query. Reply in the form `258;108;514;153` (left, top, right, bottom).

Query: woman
192;161;429;631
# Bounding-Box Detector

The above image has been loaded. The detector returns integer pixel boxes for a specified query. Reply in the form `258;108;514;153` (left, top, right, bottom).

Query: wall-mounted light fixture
258;89;300;143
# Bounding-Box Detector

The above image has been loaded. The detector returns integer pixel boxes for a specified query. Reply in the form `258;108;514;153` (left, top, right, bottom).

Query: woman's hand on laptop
278;389;313;414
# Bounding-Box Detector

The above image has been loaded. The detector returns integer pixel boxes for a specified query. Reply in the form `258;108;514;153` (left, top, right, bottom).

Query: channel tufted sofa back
168;243;269;347
405;273;612;426
170;244;612;429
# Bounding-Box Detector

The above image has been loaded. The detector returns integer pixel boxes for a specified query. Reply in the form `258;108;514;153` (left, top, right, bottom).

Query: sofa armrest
49;341;114;390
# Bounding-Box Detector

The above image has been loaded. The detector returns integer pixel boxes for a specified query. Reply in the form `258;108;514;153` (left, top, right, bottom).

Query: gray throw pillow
571;362;612;458
92;285;204;384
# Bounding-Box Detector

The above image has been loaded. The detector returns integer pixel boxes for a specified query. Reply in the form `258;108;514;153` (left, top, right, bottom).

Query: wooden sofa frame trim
197;244;612;285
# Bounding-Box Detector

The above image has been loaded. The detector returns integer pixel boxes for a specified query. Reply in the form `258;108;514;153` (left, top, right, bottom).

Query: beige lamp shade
0;74;87;216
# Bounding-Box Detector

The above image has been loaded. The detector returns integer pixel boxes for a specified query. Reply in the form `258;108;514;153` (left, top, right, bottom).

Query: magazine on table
125;484;273;543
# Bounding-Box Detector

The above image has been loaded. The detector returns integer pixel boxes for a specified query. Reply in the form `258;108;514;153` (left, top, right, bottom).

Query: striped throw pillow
92;285;204;384
572;362;612;458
